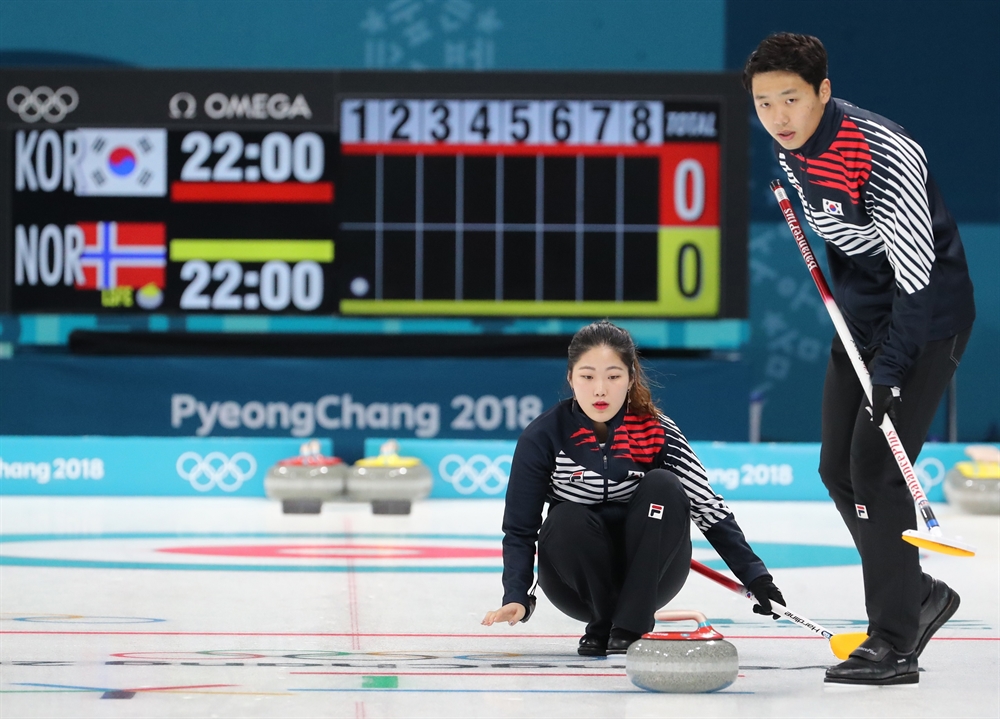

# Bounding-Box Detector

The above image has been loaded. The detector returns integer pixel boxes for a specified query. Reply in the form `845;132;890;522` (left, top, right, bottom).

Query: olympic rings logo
175;451;257;492
6;85;79;123
438;454;511;495
914;457;946;490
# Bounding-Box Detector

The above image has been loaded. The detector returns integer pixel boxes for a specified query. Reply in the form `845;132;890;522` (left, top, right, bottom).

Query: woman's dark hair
567;320;658;418
742;32;828;95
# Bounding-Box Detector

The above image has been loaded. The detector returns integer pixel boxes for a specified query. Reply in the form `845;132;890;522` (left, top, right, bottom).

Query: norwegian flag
76;222;166;290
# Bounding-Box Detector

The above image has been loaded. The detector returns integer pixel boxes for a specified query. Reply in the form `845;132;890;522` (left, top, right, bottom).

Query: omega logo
169;92;197;119
169;92;312;121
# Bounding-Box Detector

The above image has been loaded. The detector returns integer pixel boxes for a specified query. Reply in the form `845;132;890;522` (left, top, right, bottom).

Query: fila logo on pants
648;503;664;520
856;504;869;519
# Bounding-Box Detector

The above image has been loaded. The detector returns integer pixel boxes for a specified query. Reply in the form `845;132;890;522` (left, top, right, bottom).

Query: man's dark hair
742;33;828;94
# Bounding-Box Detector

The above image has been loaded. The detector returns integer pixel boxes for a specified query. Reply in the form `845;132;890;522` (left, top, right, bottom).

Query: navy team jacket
501;399;769;614
776;98;975;387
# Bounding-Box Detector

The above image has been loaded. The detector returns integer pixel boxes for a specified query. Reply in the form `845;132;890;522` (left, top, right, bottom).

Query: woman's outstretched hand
481;603;526;626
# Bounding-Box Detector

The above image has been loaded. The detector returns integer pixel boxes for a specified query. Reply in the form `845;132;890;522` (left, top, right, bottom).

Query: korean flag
73;129;167;197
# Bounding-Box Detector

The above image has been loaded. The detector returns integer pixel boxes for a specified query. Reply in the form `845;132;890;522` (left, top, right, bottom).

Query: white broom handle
689;560;834;640
770;181;941;534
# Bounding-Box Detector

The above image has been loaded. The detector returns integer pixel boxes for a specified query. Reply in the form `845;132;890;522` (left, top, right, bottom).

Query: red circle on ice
156;544;503;560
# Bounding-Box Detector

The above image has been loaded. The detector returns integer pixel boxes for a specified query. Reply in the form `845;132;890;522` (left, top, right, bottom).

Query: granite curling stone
626;610;738;693
346;440;433;514
264;439;347;514
943;445;1000;515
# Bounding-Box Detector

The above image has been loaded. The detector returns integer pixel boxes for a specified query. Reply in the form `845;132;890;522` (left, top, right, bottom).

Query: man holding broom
742;32;976;686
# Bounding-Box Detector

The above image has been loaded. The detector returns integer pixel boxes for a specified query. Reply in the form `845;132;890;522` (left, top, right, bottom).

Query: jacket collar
570;397;628;432
785;97;844;159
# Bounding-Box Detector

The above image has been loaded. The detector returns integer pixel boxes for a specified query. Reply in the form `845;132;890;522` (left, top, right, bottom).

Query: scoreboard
0;70;748;319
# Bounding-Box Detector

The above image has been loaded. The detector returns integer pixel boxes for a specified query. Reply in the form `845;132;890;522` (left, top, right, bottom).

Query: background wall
1;0;996;443
0;355;750;460
0;0;724;71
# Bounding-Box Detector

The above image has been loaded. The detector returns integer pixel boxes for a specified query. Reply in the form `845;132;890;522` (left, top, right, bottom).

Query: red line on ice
345;518;361;650
4;631;996;641
291;671;627;677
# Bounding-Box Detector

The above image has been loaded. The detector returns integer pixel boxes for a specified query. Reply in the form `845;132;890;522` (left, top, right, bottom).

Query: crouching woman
482;320;784;655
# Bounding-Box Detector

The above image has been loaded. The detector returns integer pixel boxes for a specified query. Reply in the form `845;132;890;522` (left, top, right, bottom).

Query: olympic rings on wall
175;451;257;492
914;457;946;489
6;85;79;123
438;454;511;495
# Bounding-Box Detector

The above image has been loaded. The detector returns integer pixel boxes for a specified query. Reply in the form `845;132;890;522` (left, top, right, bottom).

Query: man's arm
855;116;936;386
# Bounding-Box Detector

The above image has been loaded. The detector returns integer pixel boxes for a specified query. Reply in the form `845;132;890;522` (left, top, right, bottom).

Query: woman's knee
634;469;689;510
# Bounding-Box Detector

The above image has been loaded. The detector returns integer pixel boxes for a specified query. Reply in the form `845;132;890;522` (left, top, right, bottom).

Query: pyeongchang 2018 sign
0;436;328;496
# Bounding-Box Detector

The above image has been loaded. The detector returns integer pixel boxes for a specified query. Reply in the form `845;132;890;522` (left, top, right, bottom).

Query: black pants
819;329;970;652
536;469;692;636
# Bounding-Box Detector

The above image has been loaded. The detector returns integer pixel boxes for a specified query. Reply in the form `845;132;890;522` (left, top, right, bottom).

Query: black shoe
606;627;643;655
824;635;918;686
915;577;960;658
577;633;608;656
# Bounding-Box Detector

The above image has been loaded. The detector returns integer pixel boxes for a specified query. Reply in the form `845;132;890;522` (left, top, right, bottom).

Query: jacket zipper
602;446;609;501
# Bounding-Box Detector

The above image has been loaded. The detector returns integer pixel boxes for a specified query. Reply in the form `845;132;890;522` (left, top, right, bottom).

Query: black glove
871;384;902;427
748;576;785;620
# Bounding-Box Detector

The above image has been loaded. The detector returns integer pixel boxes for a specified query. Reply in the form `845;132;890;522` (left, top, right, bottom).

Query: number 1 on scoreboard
341;99;379;142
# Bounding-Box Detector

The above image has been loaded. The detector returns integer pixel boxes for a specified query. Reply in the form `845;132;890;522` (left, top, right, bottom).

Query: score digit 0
657;144;721;315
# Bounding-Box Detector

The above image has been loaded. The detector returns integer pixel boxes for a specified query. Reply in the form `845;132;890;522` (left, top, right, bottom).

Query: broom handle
769;180;940;534
690;559;833;640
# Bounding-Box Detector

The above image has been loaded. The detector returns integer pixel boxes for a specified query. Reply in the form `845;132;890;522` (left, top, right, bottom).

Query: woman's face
568;344;631;424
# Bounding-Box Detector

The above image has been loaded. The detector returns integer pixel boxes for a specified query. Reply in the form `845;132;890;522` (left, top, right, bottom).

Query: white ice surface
0;497;997;719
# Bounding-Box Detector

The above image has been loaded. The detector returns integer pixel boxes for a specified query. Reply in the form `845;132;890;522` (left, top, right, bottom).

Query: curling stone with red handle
264;439;347;514
626;610;738;693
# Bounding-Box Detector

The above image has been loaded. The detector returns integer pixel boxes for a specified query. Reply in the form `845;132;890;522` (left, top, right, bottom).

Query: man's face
751;71;831;150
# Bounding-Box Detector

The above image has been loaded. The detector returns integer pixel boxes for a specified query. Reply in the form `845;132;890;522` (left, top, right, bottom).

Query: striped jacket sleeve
658;414;769;586
657;414;731;532
853;115;937;385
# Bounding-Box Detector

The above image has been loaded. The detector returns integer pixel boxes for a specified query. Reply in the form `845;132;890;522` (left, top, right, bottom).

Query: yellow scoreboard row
340;227;719;318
